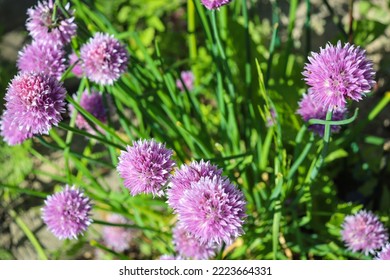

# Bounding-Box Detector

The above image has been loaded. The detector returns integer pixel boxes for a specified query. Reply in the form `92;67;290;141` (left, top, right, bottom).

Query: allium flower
303;41;375;109
117;139;176;197
376;243;390;260
4;72;66;136
341;210;389;255
42;185;92;240
176;71;194;92
177;176;246;245
201;0;232;10
69;52;84;78
17;40;67;80
167;160;222;211
0;111;33;145
26;1;77;45
173;223;217;260
69;90;107;134
80;33;129;85
297;92;347;136
102;214;133;253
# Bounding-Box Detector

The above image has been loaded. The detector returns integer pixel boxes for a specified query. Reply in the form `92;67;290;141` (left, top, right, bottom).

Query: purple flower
3;72;66;137
102;214;133;253
173;223;217;260
176;176;246;245
117;139;176;197
303;41;375;109
201;0;232;10
69;90;107;134
376;243;390;260
80;33;129;85
297;92;347;136
17;41;67;80
176;71;194;92
26;1;77;45
341;210;389;255
0;111;33;145
266;108;277;128
167;160;222;211
69;52;84;78
42;185;92;240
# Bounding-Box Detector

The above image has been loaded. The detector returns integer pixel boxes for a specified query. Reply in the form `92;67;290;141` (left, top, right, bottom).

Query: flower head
117;139;176;197
297;92;347;136
177;176;246;245
42;185;92;240
173;223;217;260
0;111;33;145
167;160;222;211
69;90;107;134
201;0;232;10
17;41;67;80
4;72;66;136
376;243;390;260
303;41;375;109
102;214;133;253
341;210;389;255
26;1;77;44
69;52;84;78
80;33;129;85
176;71;194;92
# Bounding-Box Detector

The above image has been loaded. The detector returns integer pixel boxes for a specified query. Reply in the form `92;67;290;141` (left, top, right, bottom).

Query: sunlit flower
303;41;375;109
0;111;33;145
3;72;66;136
341;210;389;255
17;40;66;80
80;33;129;85
26;0;77;44
167;160;222;211
117;139;176;196
177;176;246;245
42;185;92;239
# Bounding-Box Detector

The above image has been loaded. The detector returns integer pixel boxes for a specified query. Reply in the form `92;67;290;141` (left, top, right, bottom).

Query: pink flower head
176;71;194;92
303;41;375;109
297;92;347;136
102;214;133;253
167;160;222;211
80;33;129;85
201;0;232;10
176;175;246;245
3;72;66;137
42;185;92;240
26;1;77;45
0;111;33;145
69;52;84;78
341;210;389;255
17;40;67;80
69;90;107;134
117;139;176;197
173;223;217;260
376;243;390;260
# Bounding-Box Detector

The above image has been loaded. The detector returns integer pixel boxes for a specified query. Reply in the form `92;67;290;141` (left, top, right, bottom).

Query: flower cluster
201;0;232;10
176;71;194;92
117;139;176;197
1;72;66;145
42;185;92;240
168;160;246;249
376;243;390;260
341;210;389;255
